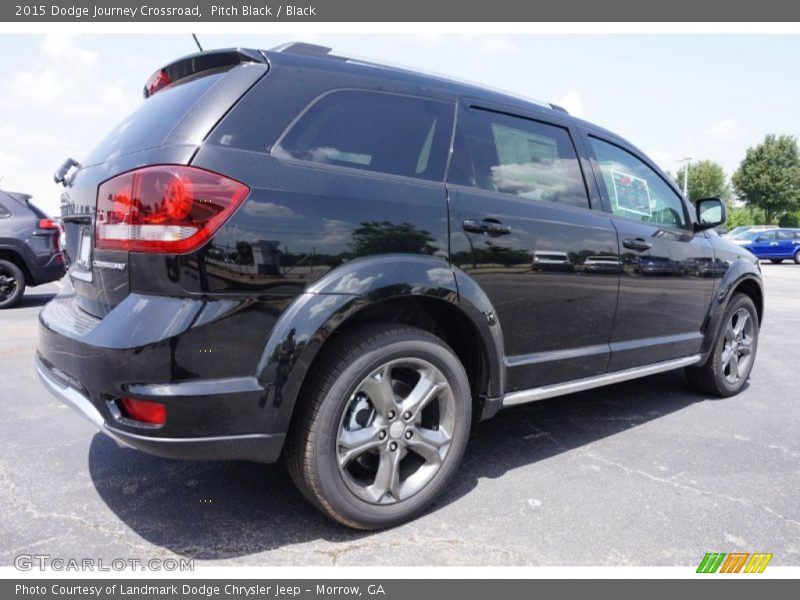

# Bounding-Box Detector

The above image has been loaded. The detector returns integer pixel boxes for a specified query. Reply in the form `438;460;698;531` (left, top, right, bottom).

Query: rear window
274;90;453;181
82;71;225;166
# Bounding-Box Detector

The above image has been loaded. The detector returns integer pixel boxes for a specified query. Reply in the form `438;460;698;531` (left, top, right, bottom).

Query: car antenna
192;33;204;52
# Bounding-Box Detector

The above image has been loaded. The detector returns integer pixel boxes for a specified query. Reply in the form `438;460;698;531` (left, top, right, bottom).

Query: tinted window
449;108;589;209
83;71;225;166
275;90;453;181
0;202;9;218
589;137;687;229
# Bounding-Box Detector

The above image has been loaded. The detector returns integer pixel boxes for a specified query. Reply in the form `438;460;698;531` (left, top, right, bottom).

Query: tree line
669;134;800;228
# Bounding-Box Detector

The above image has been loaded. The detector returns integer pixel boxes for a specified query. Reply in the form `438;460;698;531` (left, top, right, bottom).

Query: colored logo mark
697;552;773;573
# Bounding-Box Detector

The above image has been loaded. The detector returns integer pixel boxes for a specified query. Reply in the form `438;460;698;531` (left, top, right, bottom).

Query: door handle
463;219;511;236
622;237;652;252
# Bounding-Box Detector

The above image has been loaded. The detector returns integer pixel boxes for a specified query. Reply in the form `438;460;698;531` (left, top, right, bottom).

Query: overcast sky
1;33;799;215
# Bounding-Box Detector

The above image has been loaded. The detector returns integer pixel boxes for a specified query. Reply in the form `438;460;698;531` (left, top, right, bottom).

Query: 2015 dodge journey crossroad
37;43;764;529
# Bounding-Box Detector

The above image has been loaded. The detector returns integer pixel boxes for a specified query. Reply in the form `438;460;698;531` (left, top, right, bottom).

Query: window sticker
610;170;652;217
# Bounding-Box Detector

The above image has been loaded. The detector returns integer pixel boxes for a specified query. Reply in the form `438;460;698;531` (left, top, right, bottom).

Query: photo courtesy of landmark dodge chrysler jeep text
37;43;763;529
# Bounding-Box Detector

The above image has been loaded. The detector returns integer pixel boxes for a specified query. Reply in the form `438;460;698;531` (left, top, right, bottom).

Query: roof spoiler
143;48;266;98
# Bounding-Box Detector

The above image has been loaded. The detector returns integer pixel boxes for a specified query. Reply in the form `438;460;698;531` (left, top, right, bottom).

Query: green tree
732;134;800;224
350;221;438;257
672;160;730;203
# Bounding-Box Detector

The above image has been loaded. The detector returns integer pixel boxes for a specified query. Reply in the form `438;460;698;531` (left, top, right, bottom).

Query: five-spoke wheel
336;359;455;505
287;323;471;529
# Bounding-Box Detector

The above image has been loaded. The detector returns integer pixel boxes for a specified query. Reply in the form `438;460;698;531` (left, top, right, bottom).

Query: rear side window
448;108;590;209
777;230;797;240
83;71;225;166
589;137;688;229
274;90;453;181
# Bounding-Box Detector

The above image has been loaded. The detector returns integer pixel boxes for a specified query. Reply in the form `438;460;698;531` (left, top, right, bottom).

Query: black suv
0;190;65;308
36;44;763;529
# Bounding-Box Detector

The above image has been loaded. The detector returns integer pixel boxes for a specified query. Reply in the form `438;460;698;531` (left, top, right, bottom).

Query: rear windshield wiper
54;157;81;185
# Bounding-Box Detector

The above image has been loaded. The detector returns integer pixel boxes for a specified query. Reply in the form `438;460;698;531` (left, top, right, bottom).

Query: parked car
722;225;778;239
733;228;800;263
532;250;572;271
0;190;65;308
36;44;764;529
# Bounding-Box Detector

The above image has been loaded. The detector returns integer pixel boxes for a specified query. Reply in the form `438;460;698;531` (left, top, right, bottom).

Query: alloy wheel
721;308;755;385
336;358;456;505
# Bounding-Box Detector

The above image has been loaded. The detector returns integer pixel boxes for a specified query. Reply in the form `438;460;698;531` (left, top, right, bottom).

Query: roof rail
550;103;569;114
272;42;334;57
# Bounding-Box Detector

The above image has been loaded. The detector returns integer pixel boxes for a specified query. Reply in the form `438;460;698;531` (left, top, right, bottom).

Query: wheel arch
0;245;33;286
255;255;505;437
700;258;764;356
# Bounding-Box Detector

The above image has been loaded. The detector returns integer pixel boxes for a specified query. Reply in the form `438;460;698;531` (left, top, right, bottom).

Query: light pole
677;156;692;198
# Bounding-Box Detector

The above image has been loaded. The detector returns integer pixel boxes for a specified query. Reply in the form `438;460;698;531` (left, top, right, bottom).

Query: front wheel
685;293;759;397
794;250;800;265
286;323;472;529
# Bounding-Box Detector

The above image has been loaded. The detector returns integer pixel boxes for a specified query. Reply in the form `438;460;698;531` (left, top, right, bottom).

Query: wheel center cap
389;421;405;440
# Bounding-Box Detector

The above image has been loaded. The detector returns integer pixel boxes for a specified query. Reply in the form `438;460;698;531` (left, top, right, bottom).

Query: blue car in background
733;228;800;264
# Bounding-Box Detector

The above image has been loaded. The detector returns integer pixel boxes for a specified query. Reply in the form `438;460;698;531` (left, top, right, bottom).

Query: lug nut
389;442;398;451
404;430;413;439
379;431;386;440
403;411;412;421
387;410;396;420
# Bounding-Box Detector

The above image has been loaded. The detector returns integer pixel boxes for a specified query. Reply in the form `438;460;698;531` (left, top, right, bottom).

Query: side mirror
694;198;726;231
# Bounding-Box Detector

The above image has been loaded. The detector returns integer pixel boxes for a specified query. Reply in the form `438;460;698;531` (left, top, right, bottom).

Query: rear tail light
120;398;167;426
37;218;61;251
95;165;249;253
38;218;60;230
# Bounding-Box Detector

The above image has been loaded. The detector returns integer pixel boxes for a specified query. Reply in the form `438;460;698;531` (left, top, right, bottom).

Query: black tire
685;293;759;397
286;323;472;529
794;250;800;265
770;259;783;264
0;259;26;309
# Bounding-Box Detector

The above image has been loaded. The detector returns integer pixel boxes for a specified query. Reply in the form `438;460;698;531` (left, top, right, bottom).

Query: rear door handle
463;219;511;236
622;237;652;252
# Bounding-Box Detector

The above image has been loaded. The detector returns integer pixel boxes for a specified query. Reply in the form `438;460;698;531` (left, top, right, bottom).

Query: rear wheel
685;293;759;397
0;259;25;309
770;259;783;264
286;323;471;529
794;250;800;265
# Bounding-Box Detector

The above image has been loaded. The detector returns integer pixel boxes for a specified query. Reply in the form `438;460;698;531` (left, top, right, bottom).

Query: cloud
0;35;136;119
243;202;297;218
704;118;745;140
478;36;519;55
41;34;99;65
551;91;583;118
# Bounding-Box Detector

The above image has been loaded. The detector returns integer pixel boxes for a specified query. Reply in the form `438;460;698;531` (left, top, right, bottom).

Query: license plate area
71;227;93;282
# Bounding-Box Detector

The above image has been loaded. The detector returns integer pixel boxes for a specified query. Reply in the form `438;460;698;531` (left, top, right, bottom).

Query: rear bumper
35;285;288;463
29;254;66;286
36;355;285;462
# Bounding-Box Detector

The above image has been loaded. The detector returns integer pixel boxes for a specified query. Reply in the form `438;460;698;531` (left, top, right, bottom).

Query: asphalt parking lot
1;265;799;567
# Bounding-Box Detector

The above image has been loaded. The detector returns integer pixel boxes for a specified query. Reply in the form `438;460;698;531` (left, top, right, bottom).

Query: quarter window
275;90;453;181
450;108;590;209
589;137;688;229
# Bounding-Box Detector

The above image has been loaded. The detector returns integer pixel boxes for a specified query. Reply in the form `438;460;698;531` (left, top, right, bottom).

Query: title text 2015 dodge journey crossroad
37;44;763;529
